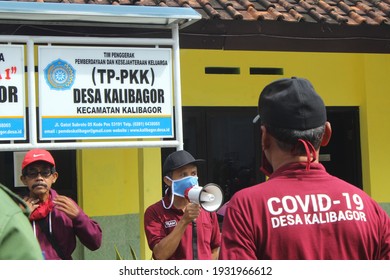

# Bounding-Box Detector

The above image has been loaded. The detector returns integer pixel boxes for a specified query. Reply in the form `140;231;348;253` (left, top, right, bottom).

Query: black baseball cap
253;77;327;130
163;150;205;175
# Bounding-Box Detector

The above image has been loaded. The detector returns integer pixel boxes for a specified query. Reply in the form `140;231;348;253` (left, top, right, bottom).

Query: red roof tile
9;0;390;26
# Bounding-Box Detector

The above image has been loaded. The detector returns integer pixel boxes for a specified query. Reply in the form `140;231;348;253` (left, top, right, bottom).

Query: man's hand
151;202;201;260
53;195;80;219
182;203;201;224
23;196;39;212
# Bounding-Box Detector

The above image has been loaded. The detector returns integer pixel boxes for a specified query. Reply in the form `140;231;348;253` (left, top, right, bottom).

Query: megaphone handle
192;221;198;260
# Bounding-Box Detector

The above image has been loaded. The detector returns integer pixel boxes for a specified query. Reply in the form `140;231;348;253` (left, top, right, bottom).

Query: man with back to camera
21;148;102;259
219;77;390;259
144;150;221;260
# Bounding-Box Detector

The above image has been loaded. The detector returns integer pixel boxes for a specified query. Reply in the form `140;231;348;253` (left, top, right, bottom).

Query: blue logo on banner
44;59;75;90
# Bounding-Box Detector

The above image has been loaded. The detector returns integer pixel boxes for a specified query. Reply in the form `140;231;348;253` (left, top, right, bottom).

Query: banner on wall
0;45;26;140
38;46;174;140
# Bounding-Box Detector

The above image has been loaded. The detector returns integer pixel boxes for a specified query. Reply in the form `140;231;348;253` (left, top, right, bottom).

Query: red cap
22;149;55;170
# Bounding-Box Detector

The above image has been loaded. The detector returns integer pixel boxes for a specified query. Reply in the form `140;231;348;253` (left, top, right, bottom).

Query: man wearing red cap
20;148;102;260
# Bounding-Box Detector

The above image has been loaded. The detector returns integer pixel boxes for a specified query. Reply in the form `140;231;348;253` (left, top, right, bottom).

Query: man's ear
52;172;58;184
163;176;172;187
20;175;27;186
321;122;332;147
261;126;271;150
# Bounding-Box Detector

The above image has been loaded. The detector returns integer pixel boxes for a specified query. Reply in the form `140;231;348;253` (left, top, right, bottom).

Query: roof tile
6;0;390;25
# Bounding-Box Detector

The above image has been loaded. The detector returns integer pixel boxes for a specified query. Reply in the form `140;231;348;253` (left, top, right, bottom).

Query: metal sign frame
0;2;201;151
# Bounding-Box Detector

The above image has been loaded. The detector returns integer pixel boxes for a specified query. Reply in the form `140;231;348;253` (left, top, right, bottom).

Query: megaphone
185;183;224;212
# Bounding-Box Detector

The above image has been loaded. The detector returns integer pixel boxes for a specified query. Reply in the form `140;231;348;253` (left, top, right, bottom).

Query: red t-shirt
219;162;390;260
144;196;221;260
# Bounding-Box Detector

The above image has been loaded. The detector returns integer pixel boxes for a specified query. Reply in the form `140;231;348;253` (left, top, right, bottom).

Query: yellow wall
137;147;162;260
363;55;390;200
180;50;365;107
77;147;138;215
180;49;390;202
76;50;389;223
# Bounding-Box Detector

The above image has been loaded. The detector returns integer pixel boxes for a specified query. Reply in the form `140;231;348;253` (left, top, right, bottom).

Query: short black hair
265;124;325;155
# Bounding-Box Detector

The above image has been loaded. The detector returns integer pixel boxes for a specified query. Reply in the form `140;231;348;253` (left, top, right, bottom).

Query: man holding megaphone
144;150;222;260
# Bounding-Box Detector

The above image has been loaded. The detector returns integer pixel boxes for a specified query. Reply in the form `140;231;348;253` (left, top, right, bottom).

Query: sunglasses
24;169;53;179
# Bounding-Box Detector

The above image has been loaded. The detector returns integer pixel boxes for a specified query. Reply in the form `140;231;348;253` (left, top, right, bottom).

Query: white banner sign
0;45;26;140
38;46;173;140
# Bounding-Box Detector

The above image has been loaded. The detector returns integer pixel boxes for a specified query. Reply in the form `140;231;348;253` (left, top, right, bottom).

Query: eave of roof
0;1;201;29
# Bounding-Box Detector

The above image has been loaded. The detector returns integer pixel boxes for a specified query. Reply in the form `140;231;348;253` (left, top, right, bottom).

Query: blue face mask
162;176;199;209
169;176;199;197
